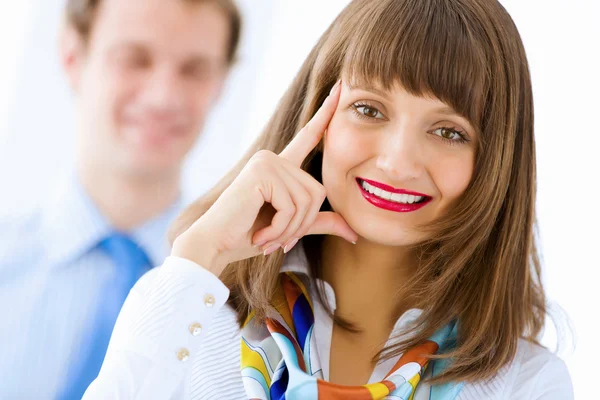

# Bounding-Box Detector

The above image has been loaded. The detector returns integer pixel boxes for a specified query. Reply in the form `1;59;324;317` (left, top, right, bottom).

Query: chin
360;230;425;247
121;154;182;177
344;215;426;247
123;138;189;171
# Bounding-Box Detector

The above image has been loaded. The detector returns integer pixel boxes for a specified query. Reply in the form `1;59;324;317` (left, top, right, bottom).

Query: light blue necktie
58;233;152;400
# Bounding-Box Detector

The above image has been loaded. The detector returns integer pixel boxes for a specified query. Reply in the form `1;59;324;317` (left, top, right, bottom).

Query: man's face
64;0;231;178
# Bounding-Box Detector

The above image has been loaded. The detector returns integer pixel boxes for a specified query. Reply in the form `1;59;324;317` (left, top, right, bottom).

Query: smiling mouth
355;178;432;213
357;178;431;204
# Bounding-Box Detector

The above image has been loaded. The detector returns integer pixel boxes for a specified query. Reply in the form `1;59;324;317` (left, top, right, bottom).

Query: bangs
340;0;489;129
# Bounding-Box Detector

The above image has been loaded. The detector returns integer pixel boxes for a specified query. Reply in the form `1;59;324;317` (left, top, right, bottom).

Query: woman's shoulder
461;339;573;399
509;339;573;398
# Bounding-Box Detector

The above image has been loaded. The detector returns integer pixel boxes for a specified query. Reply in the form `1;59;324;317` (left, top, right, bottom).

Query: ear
58;21;87;93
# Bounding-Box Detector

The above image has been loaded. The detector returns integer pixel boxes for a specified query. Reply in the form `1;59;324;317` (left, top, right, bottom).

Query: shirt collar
41;175;111;268
280;240;311;275
130;198;183;268
41;174;184;269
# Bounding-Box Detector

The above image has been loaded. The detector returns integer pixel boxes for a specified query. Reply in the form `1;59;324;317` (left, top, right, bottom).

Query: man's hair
65;0;242;65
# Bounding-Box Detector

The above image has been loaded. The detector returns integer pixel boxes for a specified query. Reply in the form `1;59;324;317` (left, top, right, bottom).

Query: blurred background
0;0;598;397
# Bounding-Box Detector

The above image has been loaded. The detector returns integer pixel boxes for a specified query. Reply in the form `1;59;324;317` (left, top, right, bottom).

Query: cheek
82;63;134;122
109;70;140;105
430;152;474;202
322;118;373;179
189;82;218;116
79;69;115;121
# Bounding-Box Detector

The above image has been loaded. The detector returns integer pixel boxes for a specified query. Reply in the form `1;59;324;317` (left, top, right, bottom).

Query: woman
85;0;573;398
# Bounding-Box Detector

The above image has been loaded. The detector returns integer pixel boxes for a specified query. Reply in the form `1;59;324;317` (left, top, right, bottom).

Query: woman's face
322;80;477;246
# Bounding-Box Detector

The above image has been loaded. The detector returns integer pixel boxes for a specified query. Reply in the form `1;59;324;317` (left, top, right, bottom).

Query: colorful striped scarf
240;272;463;399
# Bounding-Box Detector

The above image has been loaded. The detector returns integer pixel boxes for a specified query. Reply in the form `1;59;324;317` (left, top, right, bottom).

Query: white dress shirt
85;244;574;399
0;174;183;399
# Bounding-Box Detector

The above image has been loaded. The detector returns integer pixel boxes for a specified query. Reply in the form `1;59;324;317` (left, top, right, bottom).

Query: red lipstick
356;178;432;213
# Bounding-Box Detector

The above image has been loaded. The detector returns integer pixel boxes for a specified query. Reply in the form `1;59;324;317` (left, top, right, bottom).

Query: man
0;0;241;398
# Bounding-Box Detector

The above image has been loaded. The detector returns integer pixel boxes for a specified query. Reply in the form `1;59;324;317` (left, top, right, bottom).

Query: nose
140;67;186;118
375;122;424;181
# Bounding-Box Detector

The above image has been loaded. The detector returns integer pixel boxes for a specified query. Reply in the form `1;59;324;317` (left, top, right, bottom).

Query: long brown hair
170;0;546;384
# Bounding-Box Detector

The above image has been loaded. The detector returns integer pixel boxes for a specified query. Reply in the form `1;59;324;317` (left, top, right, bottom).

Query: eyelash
350;102;470;146
351;102;384;121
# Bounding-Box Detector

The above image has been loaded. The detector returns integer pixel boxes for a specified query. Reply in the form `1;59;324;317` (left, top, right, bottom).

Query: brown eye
431;127;469;145
433;127;460;140
363;106;379;118
353;103;384;120
182;61;214;81
114;49;150;69
440;128;457;139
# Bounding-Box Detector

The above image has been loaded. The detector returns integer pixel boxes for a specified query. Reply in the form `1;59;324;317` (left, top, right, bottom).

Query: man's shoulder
1;206;43;231
0;207;46;277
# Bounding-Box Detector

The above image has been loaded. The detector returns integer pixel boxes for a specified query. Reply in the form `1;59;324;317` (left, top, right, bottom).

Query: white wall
501;2;599;397
0;1;36;143
1;0;598;397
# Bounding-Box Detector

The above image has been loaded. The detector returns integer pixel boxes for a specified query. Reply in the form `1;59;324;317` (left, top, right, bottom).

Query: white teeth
360;180;426;204
391;193;408;203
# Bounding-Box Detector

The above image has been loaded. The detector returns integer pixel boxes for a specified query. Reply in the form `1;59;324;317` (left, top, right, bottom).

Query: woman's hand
171;80;358;277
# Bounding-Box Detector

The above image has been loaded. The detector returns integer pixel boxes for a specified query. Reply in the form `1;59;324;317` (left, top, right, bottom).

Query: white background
1;1;598;397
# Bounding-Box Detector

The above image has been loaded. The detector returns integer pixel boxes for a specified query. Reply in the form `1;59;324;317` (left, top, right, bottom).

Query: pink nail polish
330;79;341;95
329;82;338;95
263;244;280;256
283;238;299;254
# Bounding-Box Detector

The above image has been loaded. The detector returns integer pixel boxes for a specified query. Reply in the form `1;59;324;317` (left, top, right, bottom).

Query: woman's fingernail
253;240;266;248
283;238;299;254
330;79;341;95
263;244;281;256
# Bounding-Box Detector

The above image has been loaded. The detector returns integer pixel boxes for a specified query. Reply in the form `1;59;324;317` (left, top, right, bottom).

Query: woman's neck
321;235;418;330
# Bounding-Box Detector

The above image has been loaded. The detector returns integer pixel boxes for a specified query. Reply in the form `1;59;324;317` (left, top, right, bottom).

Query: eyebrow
346;82;391;99
433;105;461;116
108;41;145;54
430;104;471;124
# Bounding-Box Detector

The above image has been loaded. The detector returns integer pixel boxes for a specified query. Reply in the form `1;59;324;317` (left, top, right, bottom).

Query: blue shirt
0;175;183;399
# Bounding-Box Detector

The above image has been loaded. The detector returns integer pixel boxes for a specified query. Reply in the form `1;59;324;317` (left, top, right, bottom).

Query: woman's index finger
279;80;341;166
